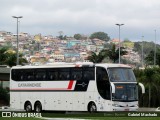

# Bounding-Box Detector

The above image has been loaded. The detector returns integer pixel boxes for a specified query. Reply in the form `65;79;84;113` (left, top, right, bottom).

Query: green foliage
123;41;134;48
123;38;131;42
133;41;160;56
145;49;160;67
106;44;127;63
88;44;127;63
0;47;28;67
134;67;160;107
0;47;8;65
0;87;9;104
74;34;82;40
90;32;110;41
88;50;107;63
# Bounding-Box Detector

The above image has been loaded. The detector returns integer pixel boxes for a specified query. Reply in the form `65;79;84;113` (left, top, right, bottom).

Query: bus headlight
112;104;120;107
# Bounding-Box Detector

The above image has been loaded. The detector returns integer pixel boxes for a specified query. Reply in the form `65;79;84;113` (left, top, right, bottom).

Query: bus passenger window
71;68;82;80
48;69;58;81
59;68;70;80
49;74;54;80
20;75;24;80
97;67;109;81
83;67;94;80
83;74;88;80
35;69;47;81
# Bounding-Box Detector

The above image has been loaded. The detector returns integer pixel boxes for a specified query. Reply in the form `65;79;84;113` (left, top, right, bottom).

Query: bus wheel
34;102;42;113
88;102;97;113
25;102;32;112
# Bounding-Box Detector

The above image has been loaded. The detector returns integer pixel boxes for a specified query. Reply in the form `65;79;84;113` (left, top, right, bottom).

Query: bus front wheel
34;102;42;113
25;102;32;112
88;102;97;113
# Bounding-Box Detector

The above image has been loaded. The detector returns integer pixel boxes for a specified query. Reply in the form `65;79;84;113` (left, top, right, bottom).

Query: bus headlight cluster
112;104;121;107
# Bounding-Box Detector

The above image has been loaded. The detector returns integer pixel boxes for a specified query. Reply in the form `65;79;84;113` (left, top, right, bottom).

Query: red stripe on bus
67;80;74;89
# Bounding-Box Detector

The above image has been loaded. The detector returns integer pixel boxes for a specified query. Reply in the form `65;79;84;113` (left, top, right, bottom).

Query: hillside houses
0;31;141;65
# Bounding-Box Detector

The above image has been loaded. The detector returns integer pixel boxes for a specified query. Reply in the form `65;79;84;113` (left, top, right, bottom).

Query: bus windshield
112;84;138;102
108;68;136;82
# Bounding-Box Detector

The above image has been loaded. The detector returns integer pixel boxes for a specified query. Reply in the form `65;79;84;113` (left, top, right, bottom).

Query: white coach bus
10;62;145;112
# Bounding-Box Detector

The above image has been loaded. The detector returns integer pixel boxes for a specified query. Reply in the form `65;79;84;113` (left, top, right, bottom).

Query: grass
1;112;160;120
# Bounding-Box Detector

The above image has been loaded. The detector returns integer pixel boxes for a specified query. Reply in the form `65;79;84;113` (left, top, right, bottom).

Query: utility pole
12;16;23;65
115;24;124;64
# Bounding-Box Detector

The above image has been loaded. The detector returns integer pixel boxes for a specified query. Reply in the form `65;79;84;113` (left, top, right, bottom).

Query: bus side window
25;69;34;81
97;67;109;81
11;69;19;81
58;68;70;80
35;69;47;81
71;68;82;80
48;69;58;80
83;67;94;81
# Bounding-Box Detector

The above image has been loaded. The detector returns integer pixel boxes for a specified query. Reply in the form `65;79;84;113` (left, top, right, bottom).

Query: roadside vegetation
0;87;9;106
0;46;28;67
134;67;160;107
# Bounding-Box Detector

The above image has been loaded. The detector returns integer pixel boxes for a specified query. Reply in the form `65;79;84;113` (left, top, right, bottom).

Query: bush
0;87;9;105
134;67;160;107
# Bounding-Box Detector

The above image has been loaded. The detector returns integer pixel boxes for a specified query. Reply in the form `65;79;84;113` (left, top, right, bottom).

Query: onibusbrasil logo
2;112;42;118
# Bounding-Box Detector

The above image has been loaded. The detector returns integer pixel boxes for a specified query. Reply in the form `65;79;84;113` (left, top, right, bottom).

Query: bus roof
95;63;131;68
11;62;131;69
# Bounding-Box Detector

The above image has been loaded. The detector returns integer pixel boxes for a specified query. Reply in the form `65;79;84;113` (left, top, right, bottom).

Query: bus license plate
125;109;129;111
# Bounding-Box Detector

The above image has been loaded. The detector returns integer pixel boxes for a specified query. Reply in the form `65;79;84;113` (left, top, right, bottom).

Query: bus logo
77;82;87;87
2;112;11;117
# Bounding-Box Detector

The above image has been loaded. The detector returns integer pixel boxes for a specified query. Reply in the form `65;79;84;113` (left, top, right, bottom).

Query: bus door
96;67;111;110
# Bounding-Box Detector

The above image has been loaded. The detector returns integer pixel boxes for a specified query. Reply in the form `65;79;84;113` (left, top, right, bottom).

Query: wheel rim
36;106;40;112
90;103;96;112
35;104;41;112
26;104;31;112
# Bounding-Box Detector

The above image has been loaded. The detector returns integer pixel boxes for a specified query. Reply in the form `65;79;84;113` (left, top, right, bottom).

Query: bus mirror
138;83;145;94
111;83;115;94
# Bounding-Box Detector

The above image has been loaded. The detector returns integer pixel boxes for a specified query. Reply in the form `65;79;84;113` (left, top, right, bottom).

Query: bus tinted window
108;68;136;82
58;68;70;80
96;67;109;81
35;69;47;81
11;69;19;81
24;69;35;81
83;67;94;80
11;67;95;81
48;69;58;80
71;67;82;80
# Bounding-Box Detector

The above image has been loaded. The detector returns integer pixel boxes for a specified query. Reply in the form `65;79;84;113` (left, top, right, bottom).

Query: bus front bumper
112;106;138;111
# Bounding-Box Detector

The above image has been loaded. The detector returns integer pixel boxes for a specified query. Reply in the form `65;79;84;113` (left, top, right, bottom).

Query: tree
145;49;160;67
58;31;64;40
137;68;160;107
88;50;107;63
88;44;127;63
0;47;28;67
90;32;110;42
123;38;131;42
0;47;8;65
74;34;82;40
74;34;88;40
106;44;127;63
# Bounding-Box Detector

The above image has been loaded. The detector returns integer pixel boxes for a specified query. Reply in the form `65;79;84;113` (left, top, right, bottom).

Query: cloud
1;0;160;41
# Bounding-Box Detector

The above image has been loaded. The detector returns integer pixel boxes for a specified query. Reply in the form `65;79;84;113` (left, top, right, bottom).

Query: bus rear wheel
25;102;32;112
34;102;42;113
88;102;97;113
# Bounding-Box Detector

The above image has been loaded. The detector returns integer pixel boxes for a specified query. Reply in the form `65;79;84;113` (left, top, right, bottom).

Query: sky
1;0;160;43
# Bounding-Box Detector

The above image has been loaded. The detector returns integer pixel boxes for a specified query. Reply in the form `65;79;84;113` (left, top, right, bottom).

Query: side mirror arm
138;83;145;94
